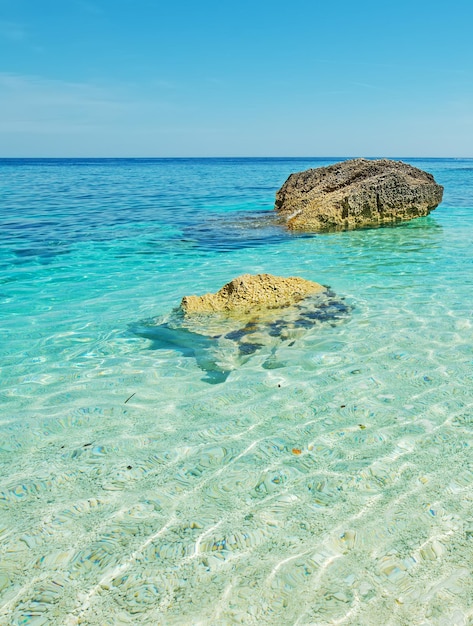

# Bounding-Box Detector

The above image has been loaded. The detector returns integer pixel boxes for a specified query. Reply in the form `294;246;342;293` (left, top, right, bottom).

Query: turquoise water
0;157;472;625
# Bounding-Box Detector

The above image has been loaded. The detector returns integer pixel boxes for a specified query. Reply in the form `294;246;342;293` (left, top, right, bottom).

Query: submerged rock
131;274;351;384
181;273;326;314
275;158;444;231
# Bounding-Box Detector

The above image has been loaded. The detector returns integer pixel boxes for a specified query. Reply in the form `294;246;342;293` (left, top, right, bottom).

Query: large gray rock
275;158;444;231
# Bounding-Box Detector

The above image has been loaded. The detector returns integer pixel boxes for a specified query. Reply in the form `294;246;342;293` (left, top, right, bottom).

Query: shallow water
1;157;473;625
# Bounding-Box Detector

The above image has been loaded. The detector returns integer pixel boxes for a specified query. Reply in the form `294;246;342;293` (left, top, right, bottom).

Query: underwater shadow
129;290;352;385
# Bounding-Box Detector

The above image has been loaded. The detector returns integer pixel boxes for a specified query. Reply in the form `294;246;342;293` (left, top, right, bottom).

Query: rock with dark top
274;158;444;231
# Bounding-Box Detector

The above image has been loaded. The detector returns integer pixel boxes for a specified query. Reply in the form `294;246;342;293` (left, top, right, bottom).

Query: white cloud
0;73;134;133
0;72;196;156
73;0;104;15
0;19;27;42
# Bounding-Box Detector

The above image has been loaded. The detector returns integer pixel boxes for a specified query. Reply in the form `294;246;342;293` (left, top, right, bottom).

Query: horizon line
1;155;471;160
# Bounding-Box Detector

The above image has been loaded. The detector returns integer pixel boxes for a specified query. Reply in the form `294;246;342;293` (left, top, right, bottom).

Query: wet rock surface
275;158;444;231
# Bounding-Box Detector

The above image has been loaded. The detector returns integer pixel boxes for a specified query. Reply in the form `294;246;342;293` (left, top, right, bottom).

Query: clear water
0;157;472;625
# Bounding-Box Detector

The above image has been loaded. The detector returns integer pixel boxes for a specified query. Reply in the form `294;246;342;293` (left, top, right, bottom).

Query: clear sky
1;0;472;157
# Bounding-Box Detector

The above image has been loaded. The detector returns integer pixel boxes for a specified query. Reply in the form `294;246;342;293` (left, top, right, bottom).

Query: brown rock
275;158;444;231
180;273;326;314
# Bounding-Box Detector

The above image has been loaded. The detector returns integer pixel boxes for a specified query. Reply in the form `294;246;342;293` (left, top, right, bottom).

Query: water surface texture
1;157;472;625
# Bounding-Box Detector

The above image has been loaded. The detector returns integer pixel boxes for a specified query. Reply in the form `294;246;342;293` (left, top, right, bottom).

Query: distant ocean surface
1;157;473;625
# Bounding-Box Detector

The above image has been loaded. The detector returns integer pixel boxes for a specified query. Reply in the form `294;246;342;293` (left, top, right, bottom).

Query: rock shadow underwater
177;210;314;254
130;288;352;384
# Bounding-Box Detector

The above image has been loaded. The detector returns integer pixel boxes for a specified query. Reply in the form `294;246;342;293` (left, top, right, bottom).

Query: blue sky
1;0;472;157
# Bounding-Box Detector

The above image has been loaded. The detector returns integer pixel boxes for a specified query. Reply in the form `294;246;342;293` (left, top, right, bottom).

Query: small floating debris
124;392;136;404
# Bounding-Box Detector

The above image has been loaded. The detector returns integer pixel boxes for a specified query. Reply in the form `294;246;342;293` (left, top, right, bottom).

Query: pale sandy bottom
1;158;472;625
